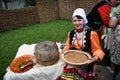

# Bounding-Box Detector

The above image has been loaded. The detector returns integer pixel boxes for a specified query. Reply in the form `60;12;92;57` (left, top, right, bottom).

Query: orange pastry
10;54;36;73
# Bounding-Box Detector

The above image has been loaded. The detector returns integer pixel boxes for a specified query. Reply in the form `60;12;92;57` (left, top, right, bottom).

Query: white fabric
72;8;88;24
3;43;65;80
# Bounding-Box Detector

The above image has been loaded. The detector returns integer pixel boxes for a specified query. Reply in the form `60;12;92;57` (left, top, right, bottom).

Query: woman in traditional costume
59;8;105;80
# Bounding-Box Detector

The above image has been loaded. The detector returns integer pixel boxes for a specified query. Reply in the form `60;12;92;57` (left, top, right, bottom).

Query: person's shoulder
97;1;109;6
70;29;76;33
97;0;110;8
90;31;98;35
85;26;92;31
69;29;75;35
85;27;97;35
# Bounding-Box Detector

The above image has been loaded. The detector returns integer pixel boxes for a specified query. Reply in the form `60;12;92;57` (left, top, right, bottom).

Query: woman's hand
109;17;117;28
87;56;99;64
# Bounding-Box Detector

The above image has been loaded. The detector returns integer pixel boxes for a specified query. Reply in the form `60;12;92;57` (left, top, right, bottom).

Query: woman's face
72;16;84;31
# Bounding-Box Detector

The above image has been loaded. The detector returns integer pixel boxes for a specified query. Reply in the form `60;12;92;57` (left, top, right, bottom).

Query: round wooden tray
61;50;91;65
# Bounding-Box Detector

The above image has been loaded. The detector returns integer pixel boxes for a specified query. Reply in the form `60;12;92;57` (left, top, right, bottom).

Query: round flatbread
62;50;91;65
10;54;36;73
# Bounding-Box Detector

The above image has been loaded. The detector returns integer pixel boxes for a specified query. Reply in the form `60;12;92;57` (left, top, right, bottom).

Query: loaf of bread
34;41;59;66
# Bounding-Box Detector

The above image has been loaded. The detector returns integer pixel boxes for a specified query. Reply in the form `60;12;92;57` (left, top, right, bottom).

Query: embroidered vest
70;27;91;52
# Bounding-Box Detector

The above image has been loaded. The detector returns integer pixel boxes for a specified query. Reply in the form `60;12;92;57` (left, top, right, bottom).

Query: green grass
0;20;73;80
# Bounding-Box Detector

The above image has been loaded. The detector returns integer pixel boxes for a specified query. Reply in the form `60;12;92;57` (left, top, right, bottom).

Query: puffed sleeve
90;31;105;60
64;32;71;51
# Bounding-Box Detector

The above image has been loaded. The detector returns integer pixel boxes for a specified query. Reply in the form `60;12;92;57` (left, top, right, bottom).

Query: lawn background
0;20;73;80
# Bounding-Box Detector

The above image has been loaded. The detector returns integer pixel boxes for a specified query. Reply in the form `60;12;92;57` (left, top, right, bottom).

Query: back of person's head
106;0;118;7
